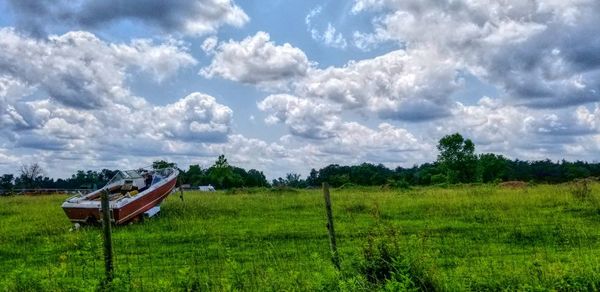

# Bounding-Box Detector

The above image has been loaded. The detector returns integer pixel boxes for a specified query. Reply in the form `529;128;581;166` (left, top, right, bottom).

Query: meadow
1;182;600;291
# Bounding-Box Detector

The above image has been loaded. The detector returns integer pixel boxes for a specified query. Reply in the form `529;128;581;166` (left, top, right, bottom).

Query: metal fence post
101;189;114;283
322;182;340;270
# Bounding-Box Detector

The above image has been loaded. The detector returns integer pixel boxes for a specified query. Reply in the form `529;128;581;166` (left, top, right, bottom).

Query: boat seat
121;180;134;191
119;180;138;195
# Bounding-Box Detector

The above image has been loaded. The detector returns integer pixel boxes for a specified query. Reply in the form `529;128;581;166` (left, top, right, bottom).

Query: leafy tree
245;169;268;187
306;169;319;187
284;173;305;188
436;133;477;183
318;164;352;187
214;155;229;168
100;169;118;184
530;159;561;183
506;159;532;182
207;154;236;188
350;163;392;186
0;174;14;195
152;160;177;170
272;177;286;187
559;160;590;182
430;173;447;185
183;164;206;186
477;153;509;183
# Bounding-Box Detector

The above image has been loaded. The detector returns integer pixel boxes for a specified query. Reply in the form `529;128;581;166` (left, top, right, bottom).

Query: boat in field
62;167;179;225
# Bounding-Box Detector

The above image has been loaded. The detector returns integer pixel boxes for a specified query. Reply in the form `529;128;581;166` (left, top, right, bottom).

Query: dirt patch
498;181;528;189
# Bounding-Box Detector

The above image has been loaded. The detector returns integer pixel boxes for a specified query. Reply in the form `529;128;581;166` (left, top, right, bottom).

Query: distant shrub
434;182;448;188
225;188;243;195
225;187;265;195
571;179;592;200
390;179;411;190
269;186;299;194
430;174;446;185
338;183;357;189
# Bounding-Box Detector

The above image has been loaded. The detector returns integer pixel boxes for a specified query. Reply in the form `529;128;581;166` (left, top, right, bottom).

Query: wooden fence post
177;178;184;202
100;189;114;283
323;182;340;270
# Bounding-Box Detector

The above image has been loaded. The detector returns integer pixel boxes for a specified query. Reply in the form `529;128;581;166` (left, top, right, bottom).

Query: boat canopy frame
104;168;176;190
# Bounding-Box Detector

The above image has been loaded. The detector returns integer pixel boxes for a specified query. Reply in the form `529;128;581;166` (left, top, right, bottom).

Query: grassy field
1;182;600;291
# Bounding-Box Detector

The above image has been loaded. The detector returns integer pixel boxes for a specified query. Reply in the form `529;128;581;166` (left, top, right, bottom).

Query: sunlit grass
1;182;600;290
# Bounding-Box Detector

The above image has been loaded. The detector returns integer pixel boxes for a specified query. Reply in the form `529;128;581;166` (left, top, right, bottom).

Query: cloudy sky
0;0;599;179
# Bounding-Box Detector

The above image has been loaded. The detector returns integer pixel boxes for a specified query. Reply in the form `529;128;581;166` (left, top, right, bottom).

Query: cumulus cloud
154;93;233;142
421;97;600;160
200;32;311;88
351;0;600;108
258;94;432;164
0;28;196;109
0;91;235;175
296;48;460;121
113;38;198;82
0;28;238;174
7;0;249;36
258;94;341;139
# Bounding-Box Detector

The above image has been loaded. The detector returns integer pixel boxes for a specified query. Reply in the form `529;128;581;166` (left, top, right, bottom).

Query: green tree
245;169;268;187
284;173;305;188
477;153;509;183
0;174;14;195
207;154;235;188
306;169;319;186
152;160;177;170
436;133;477;183
184;164;206;185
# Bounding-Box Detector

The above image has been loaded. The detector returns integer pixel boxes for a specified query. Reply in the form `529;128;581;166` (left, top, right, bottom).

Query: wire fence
3;187;600;290
6;221;596;290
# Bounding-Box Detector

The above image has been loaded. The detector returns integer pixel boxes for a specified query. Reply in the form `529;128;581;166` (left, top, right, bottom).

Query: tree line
273;133;600;188
1;133;599;194
0;155;269;194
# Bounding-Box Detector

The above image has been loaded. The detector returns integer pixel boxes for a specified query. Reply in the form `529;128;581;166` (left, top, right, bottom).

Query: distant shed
198;185;216;192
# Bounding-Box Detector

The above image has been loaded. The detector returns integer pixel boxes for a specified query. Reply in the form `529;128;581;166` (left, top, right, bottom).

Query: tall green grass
1;182;600;290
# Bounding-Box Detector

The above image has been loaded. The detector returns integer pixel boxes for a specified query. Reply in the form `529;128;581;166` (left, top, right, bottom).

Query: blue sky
0;0;599;179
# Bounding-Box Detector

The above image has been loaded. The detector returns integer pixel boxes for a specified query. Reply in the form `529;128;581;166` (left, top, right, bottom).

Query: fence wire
3;191;600;290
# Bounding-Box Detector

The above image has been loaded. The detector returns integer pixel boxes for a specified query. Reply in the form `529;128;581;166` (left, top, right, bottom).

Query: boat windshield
104;168;174;188
104;170;144;187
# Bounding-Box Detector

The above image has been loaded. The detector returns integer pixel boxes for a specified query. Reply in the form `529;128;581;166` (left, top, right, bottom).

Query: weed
571;179;592;200
357;224;436;291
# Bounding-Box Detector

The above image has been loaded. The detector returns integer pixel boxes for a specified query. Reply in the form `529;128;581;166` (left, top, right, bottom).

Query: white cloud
297;48;461;121
351;0;600;108
0;28;196;109
305;7;347;49
353;30;386;51
200;31;311;87
113;38;198;82
0;28;242;176
201;36;219;54
154;93;233;142
320;23;348;49
258;94;341;139
258;93;433;165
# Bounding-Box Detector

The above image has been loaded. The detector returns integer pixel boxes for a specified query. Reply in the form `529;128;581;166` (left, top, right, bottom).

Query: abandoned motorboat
62;167;179;225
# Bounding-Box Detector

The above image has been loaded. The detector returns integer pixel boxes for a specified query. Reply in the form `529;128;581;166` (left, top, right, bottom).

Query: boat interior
82;168;174;202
